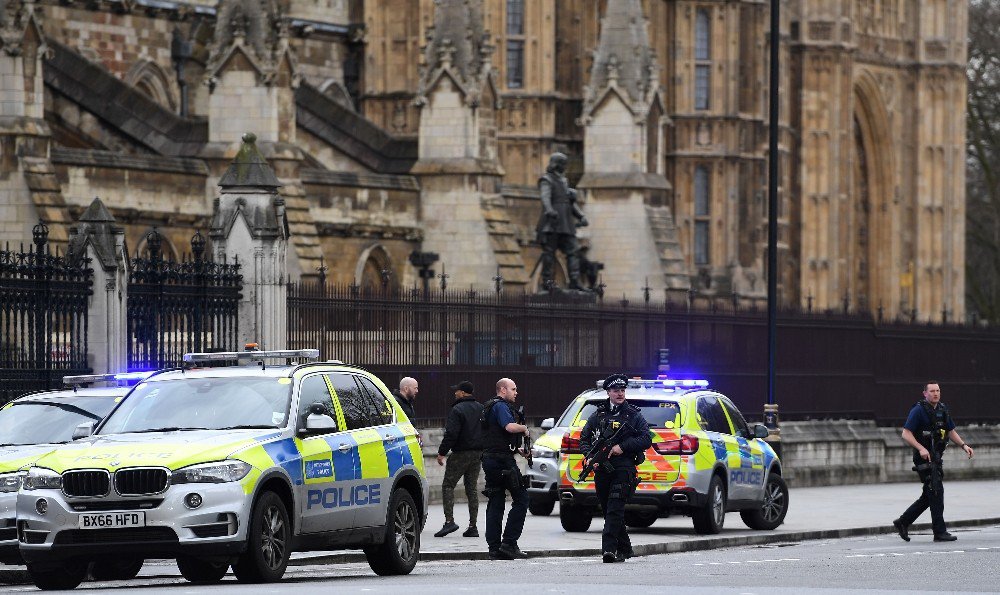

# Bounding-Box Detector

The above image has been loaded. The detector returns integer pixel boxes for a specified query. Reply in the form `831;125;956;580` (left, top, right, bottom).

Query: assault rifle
914;429;944;495
516;405;533;468
573;418;633;483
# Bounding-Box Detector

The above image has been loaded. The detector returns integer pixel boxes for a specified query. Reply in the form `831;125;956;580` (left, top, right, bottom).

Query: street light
408;250;439;298
765;0;781;456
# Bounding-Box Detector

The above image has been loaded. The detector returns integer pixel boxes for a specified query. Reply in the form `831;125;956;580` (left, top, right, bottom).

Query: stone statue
536;152;588;291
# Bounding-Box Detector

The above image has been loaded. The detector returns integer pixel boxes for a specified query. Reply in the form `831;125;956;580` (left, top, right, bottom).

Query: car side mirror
540;417;555;430
72;422;94;440
752;423;770;439
302;402;337;434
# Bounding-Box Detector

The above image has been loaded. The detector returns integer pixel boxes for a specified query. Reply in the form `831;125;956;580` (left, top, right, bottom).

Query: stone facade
0;0;967;321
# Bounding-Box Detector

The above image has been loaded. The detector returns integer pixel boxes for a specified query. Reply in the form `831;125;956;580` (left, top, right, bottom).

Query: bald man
480;378;530;559
394;377;418;420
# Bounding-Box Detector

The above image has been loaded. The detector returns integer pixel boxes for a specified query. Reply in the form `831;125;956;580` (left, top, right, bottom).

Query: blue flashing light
112;371;155;382
597;377;710;389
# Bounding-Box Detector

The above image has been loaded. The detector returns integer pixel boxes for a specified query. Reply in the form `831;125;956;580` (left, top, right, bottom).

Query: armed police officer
580;373;652;563
480;378;530;560
893;381;974;542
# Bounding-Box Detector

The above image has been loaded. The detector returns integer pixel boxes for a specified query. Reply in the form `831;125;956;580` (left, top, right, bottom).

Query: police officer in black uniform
893;381;974;542
480;377;530;560
580;373;652;563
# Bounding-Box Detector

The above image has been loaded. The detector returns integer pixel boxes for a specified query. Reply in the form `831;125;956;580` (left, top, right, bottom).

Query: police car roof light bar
63;371;155;385
594;378;710;389
183;349;321;363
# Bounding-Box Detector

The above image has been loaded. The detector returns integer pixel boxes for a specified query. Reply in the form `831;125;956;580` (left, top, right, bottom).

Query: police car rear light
183;349;320;363
654;435;699;455
561;434;582;454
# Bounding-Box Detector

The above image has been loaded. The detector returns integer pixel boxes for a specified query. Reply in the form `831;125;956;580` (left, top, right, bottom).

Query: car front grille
62;470;111;498
53;527;177;545
69;499;162;512
114;468;169;496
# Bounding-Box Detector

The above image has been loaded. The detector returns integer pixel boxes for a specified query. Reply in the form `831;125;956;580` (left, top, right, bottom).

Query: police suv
0;379;133;569
16;349;428;590
558;377;787;535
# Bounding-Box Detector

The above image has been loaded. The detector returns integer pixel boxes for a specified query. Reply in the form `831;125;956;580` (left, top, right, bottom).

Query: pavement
2;479;998;584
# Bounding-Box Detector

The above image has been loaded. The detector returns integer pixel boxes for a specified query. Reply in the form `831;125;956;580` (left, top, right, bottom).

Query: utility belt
481;451;516;459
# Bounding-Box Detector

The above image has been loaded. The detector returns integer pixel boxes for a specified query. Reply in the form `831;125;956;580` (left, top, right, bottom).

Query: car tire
364;488;420;576
624;512;657;528
529;495;556;516
692;474;726;534
177;556;229;584
740;473;789;530
27;560;87;591
559;503;593;532
233;491;291;583
90;557;144;581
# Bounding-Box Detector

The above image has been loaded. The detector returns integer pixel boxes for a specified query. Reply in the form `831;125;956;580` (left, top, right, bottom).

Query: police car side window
720;398;750;437
357;377;394;426
328;373;374;431
697;397;732;435
298;374;338;431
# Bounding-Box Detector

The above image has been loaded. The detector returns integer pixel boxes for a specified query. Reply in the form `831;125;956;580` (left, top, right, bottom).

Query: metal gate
127;229;242;369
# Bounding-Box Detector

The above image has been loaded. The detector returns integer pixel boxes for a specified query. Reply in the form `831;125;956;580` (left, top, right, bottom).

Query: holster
501;468;525;493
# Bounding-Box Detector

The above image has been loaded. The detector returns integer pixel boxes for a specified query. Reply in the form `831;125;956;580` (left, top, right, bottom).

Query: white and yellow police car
16;349;427;590
558;377;787;535
0;378;134;569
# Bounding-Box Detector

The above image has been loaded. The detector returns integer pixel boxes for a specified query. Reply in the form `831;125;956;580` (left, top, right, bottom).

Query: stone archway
851;74;896;314
355;244;395;292
125;59;178;113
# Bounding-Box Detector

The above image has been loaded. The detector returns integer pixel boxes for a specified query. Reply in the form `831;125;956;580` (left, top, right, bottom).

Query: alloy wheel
712;484;725;525
394;499;418;560
762;479;786;522
260;504;287;570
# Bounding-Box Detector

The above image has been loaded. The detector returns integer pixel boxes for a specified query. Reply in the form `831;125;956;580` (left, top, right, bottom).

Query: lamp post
765;0;781;456
408;250;439;298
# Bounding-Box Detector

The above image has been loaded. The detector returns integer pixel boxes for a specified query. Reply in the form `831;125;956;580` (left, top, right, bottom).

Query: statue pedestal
526;288;598;306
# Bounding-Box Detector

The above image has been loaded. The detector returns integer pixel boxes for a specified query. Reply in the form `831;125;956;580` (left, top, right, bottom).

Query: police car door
719;396;764;501
696;395;745;501
295;373;357;533
327;373;390;529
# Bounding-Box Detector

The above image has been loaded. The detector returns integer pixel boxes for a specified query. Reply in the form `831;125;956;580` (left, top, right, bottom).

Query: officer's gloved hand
545;209;558;220
576;217;589;228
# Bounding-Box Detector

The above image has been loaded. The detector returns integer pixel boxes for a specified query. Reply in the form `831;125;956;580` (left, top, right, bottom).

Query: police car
16;349;428;590
0;376;138;570
525;397;589;516
557;377;787;535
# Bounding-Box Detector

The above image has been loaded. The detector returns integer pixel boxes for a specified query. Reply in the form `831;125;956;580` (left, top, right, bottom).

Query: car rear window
574;399;682;429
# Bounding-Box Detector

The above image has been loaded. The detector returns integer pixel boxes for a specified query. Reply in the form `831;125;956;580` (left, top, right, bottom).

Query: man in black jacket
434;381;484;538
580;373;652;563
394;376;418;420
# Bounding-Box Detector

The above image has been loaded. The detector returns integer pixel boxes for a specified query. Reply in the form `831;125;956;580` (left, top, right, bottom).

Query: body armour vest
481;398;521;455
915;400;951;454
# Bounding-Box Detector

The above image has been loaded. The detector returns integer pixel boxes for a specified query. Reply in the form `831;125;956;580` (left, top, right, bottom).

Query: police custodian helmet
603;373;629;391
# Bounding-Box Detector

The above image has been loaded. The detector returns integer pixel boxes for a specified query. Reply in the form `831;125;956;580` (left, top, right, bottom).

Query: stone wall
414;421;1000;504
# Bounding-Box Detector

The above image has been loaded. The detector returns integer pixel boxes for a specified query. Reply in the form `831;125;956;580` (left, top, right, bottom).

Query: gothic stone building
0;0;966;321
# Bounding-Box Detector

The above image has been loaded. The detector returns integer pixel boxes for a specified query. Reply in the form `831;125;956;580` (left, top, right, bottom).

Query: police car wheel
559;503;593;532
90;557;144;581
364;488;420;576
177;556;230;584
740;473;789;530
27;560;87;591
624;512;657;528
692;474;726;534
233;491;291;583
528;496;556;516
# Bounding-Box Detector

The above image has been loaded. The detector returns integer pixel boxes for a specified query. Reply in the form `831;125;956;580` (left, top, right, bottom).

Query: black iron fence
0;222;92;405
127;229;242;370
287;283;1000;426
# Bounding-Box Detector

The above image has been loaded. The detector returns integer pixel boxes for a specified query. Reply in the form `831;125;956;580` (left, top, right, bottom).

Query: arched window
125;59;177;113
356;245;395;292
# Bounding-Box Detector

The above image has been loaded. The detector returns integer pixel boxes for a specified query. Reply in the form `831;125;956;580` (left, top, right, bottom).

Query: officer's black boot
602;551;625;563
892;518;910;542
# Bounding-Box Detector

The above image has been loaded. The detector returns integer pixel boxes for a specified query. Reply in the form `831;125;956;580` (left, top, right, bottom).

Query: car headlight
0;471;26;493
531;447;558;460
22;467;61;491
171;461;252;484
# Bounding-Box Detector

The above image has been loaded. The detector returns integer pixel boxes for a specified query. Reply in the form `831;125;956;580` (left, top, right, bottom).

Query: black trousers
594;467;634;554
899;465;947;536
481;455;529;552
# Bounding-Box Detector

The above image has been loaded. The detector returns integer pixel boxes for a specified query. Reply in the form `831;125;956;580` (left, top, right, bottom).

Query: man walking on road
394;377;418;420
480;378;530;560
893;381;975;542
580;373;651;563
435;381;484;538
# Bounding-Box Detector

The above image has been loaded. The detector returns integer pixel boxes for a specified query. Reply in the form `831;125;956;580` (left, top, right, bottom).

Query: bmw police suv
16;349;428;590
558;377;788;535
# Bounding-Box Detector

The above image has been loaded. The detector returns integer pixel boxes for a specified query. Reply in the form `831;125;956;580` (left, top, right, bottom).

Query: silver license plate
78;511;146;530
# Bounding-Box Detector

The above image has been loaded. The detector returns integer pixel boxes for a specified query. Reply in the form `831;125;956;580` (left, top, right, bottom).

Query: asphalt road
8;524;999;593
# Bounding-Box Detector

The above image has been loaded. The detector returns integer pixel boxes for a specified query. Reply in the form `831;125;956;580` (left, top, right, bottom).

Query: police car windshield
99;376;291;435
0;397;119;446
575;398;682;429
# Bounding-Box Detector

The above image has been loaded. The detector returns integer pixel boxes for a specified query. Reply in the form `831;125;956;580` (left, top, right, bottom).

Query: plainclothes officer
480;378;530;560
394;377;418;420
435;381;484;538
580;373;651;563
893;381;974;542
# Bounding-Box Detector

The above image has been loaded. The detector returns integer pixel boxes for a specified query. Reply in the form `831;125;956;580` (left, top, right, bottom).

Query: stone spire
415;0;496;108
0;0;40;56
580;0;660;123
211;132;286;243
205;0;298;85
